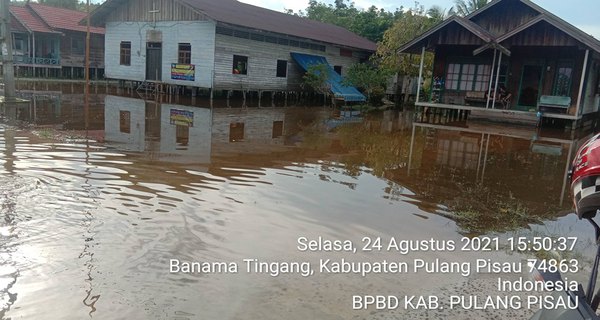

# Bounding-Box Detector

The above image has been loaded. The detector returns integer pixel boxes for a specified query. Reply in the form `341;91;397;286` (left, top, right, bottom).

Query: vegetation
285;0;401;42
302;64;331;104
342;63;390;104
452;0;491;16
35;0;102;12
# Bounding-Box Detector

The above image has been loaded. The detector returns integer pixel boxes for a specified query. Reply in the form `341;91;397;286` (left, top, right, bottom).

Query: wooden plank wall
105;0;208;23
213;33;364;91
471;1;540;37
60;32;105;68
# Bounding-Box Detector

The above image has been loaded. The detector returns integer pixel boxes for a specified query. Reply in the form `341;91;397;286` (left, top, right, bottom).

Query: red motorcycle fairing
571;133;600;219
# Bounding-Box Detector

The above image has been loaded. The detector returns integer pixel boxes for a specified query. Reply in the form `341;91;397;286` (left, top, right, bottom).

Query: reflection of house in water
211;108;288;157
104;95;322;163
14;90;105;133
404;121;591;211
104;96;211;164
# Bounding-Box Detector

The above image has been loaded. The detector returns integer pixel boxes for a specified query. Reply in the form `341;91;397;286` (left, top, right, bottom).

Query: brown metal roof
10;5;56;34
399;0;600;55
90;0;376;51
28;3;105;35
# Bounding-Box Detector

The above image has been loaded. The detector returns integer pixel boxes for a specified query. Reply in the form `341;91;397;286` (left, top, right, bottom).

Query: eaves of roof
398;15;495;54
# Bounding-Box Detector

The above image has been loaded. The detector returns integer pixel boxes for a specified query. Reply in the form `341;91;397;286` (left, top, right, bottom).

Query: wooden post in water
1;0;16;118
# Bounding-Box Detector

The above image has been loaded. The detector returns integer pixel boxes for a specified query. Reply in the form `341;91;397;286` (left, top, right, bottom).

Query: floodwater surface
0;83;594;319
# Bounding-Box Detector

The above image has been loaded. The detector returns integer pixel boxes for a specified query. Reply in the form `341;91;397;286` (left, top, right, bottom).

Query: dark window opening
340;48;353;57
334;66;342;75
289;40;299;47
120;41;131;66
178;43;191;64
72;38;84;55
276;60;287;78
229;122;245;142
272;121;283;138
233;55;248;75
119;111;131;133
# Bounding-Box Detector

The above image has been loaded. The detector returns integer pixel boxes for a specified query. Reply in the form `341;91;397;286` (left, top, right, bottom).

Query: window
334;66;342;75
276;60;287;78
13;36;24;52
232;55;248;75
553;61;574;96
120;41;131;66
72;38;84;55
445;63;491;91
340;48;352;57
178;43;191;64
229;122;244;142
119;111;131;133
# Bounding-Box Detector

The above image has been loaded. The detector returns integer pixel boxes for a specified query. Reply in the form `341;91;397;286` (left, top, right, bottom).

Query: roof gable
398;16;494;54
10;5;56;34
399;0;600;55
28;3;104;35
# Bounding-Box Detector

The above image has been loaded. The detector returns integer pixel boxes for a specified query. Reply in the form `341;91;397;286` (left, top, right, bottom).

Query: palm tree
427;5;450;23
453;0;490;16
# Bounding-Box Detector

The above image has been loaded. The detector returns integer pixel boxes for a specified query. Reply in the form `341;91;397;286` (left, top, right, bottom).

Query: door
517;65;543;108
146;42;162;81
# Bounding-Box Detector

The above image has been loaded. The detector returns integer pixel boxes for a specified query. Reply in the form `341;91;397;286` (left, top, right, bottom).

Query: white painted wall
105;21;216;88
160;104;212;164
104;95;146;151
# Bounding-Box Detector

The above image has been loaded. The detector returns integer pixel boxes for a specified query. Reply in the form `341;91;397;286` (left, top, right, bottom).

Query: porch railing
13;55;60;66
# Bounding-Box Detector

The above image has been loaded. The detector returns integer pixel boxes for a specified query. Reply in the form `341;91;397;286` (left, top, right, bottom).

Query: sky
237;0;600;40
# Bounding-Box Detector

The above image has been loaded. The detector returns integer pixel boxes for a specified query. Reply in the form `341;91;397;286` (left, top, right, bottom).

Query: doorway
517;64;543;108
146;42;162;81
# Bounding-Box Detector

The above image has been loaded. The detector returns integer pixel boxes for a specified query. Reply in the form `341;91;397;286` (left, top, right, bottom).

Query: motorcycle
530;133;600;319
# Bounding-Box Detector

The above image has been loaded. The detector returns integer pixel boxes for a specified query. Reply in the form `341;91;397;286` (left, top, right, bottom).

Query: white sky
238;0;600;40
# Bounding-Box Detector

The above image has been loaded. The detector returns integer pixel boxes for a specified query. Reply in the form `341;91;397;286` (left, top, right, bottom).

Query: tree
453;0;490;16
287;0;401;43
342;63;390;103
302;64;331;105
427;5;452;22
375;4;437;75
39;0;78;10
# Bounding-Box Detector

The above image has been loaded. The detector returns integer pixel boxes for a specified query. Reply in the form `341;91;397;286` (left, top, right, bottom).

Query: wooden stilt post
416;47;426;103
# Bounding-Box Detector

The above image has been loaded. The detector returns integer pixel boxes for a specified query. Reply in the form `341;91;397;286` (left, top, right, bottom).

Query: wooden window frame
178;43;191;64
120;41;131;66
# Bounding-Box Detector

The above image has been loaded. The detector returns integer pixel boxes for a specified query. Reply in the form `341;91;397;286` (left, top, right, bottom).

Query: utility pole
1;0;15;105
85;0;90;133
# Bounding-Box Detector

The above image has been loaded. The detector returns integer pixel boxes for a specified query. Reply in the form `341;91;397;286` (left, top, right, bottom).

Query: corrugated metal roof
28;3;104;35
10;5;56;34
290;52;366;102
398;0;600;55
90;0;375;51
180;0;375;51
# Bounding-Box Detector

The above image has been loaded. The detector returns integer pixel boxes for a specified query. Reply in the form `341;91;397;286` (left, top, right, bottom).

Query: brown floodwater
0;83;596;319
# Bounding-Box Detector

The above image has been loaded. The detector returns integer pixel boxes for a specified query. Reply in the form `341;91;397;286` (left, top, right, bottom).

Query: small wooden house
8;3;105;78
88;0;376;101
399;0;600;128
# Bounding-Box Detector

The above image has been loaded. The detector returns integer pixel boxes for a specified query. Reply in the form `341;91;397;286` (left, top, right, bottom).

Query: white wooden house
89;0;376;101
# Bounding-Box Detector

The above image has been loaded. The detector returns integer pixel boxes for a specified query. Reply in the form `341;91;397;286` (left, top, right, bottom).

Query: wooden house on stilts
87;0;376;102
399;0;600;129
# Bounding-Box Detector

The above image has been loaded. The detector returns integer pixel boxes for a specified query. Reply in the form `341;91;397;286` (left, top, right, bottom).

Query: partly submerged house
399;0;600;128
88;0;376;101
8;3;105;78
